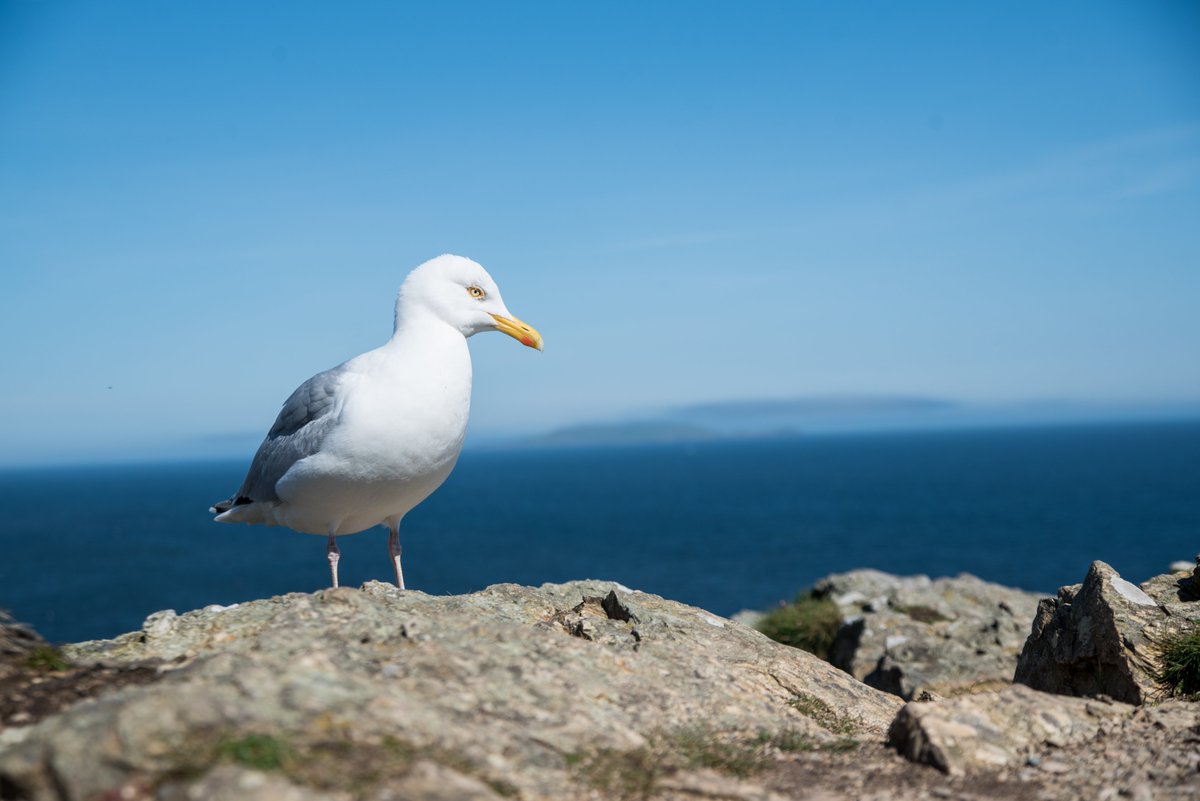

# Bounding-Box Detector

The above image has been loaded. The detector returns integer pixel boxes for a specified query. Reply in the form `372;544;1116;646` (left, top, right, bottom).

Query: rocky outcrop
887;683;1200;798
888;683;1133;775
1014;560;1200;704
0;612;46;662
812;570;1041;699
0;581;901;801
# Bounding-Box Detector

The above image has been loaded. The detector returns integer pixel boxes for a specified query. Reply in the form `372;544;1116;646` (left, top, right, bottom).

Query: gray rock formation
0;611;46;661
887;683;1133;775
1014;560;1200;704
0;581;901;801
813;570;1041;699
888;681;1200;799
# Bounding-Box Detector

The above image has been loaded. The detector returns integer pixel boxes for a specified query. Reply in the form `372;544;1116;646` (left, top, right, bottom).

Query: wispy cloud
927;123;1200;208
1109;155;1200;199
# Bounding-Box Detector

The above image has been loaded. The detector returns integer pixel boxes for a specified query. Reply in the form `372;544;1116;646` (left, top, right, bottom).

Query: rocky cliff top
1;568;1197;801
2;580;899;801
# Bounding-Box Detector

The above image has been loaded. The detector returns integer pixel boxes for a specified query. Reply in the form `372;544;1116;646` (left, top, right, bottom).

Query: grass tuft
216;733;292;771
24;645;70;672
1158;629;1200;698
569;745;663;801
566;724;858;799
787;693;861;735
672;728;766;777
755;594;842;659
754;728;816;754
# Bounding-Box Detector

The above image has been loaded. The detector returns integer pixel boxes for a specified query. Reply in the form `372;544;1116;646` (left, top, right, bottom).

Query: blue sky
1;1;1198;465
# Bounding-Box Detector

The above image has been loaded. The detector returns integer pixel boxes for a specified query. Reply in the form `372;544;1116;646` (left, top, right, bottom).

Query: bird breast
333;346;473;481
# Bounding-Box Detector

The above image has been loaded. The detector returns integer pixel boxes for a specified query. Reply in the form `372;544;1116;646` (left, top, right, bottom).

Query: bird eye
467;285;486;300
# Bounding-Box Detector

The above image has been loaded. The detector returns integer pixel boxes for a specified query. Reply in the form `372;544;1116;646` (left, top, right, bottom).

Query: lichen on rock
1;581;900;801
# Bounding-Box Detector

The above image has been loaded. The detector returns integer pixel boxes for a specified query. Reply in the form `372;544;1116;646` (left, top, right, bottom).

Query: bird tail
209;496;272;525
209;498;236;514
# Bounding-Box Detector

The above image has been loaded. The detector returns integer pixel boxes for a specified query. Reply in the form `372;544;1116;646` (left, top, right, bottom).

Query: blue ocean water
1;421;1197;644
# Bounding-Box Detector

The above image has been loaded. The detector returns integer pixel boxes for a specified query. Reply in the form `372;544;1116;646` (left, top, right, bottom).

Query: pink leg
327;532;340;588
388;525;405;590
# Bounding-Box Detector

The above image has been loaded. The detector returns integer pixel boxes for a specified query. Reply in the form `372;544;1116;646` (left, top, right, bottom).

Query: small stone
1126;783;1154;801
142;610;178;639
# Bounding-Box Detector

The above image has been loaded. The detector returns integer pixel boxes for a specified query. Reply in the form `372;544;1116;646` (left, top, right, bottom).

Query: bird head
396;254;544;350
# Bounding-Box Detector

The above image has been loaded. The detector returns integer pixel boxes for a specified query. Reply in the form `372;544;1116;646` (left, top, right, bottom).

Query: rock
887;683;1134;775
0;581;901;801
888;684;1200;799
0;611;47;660
1014;560;1200;704
158;765;340;801
811;570;1041;700
731;609;766;629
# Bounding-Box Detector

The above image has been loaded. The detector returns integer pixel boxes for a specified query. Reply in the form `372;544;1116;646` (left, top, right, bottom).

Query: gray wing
232;367;346;504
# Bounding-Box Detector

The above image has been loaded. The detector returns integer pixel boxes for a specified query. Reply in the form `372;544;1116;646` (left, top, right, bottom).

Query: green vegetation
672;728;768;777
24;645;70;672
208;731;509;797
753;728;816;754
569;745;664;801
787;692;861;736
215;733;293;771
1157;628;1200;698
755;593;842;659
566;725;855;800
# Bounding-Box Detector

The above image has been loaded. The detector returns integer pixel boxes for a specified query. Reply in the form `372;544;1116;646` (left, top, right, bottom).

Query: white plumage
210;254;543;588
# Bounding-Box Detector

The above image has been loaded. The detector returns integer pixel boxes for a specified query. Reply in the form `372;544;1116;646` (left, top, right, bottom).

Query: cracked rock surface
0;581;900;801
887;685;1200;799
3;572;1197;801
1015;560;1200;703
814;570;1042;700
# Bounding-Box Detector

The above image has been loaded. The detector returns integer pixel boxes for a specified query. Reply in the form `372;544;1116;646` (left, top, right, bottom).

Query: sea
2;420;1197;645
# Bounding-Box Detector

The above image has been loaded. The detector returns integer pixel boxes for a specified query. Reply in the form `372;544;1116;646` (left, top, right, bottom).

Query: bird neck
393;301;445;338
386;305;469;360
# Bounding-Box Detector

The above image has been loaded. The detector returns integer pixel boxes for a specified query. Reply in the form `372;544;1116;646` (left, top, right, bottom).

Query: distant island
508;395;1200;449
523;420;721;448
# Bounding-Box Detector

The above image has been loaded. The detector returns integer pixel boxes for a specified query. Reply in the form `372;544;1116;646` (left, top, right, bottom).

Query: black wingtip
210;496;252;514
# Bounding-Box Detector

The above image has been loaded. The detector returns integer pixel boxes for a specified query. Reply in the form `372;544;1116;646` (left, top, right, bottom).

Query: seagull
210;254;543;589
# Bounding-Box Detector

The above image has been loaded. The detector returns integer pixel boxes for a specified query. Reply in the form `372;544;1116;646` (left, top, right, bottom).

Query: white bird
210;254;543;589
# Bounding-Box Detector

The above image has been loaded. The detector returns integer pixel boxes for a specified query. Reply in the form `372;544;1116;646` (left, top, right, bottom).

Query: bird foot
327;535;341;588
388;528;405;590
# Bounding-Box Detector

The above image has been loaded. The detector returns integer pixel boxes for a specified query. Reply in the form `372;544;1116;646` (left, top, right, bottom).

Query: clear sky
1;1;1198;465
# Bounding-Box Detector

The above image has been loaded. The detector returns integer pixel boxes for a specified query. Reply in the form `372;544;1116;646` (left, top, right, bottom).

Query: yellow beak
490;313;544;351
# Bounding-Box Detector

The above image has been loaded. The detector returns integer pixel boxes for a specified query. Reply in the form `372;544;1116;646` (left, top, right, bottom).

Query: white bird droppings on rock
1111;577;1158;607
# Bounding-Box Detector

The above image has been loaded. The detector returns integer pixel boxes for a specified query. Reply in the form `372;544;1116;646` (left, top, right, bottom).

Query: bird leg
388;525;405;590
327;532;341;588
